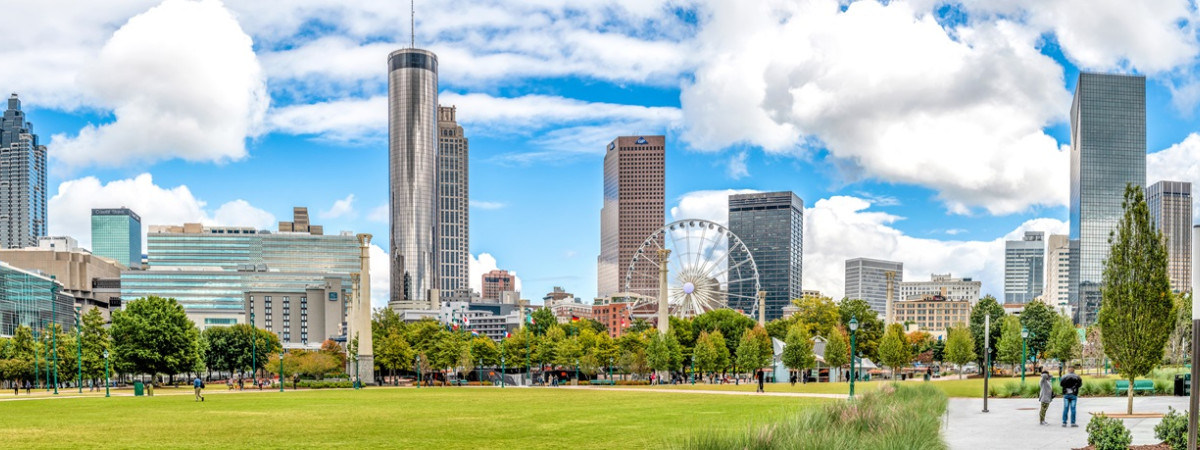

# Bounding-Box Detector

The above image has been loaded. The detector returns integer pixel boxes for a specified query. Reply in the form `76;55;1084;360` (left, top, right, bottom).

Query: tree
375;331;415;383
646;333;672;378
669;316;695;355
617;332;650;379
1082;326;1104;372
944;325;976;379
529;308;557;336
1046;315;1081;376
627;318;653;334
319;339;347;371
969;295;1005;367
878;323;913;379
694;331;718;382
592;332;620;376
1019;300;1056;360
709;330;731;377
110;296;203;379
734;326;773;381
823;327;849;381
693;309;755;357
838;298;883;361
1099;184;1175;414
781;324;815;383
79;308;110;384
996;315;1024;373
789;295;840;338
201;324;282;377
1165;292;1192;365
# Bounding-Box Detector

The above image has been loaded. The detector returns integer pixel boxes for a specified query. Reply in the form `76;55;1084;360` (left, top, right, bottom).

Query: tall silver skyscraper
1147;180;1192;293
728;191;803;321
437;105;469;295
0;94;47;249
1004;231;1045;304
388;48;439;303
1069;73;1146;324
597;136;665;299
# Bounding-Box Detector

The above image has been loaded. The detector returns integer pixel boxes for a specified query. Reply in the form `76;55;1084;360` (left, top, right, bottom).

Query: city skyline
7;1;1200;308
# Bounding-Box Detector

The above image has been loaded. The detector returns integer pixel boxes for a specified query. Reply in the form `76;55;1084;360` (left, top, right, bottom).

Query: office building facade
92;208;142;268
0;94;47;249
0;261;73;336
1070;72;1146;323
437;105;470;296
245;277;346;348
898;273;981;304
1148;181;1192;293
1004;231;1045;304
728;191;803;321
844;258;903;317
389;48;440;304
0;247;124;314
481;269;516;302
892;295;971;335
597;136;665;299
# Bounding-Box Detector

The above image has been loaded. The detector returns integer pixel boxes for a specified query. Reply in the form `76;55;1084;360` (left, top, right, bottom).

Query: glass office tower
728;191;803;321
0;261;73;336
1148;181;1192;293
91;208;142;268
388;48;439;303
1069;73;1146;324
0;94;47;249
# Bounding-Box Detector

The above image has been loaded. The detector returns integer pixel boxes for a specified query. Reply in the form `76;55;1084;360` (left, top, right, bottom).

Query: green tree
669;316;695;356
646;333;672;376
79;308;110;384
877;323;913;379
627;318;654;334
201;324;282;377
734;326;773;381
555;337;584;375
1046;315;1081;376
969;295;1005;367
318;339;347;371
617;332;650;379
788;295;840;339
592;332;620;375
944;325;976;379
1099;184;1175;414
470;336;500;367
693;309;755;357
823;328;849;381
694;331;718;382
996;315;1024;371
781;324;815;383
838;298;883;361
1165;292;1192;365
529;308;557;336
375;331;415;383
110;296;203;379
1019;300;1056;359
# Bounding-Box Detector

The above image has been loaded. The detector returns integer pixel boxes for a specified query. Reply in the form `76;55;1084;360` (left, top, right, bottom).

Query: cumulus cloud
469;253;523;294
50;0;267;169
47;173;275;250
672;189;1068;300
320;194;356;219
367;204;389;223
726;151;749;180
369;244;390;309
1148;133;1200;219
682;0;1071;215
469;200;506;210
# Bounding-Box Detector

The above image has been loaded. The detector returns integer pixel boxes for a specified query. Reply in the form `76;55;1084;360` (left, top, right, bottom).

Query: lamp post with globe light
1021;327;1029;385
849;317;859;399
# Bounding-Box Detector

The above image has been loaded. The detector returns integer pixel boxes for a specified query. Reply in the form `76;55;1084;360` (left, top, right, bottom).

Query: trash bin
134;381;144;396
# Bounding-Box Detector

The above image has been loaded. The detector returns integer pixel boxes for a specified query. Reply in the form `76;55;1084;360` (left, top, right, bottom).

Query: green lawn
618;377;1014;398
0;387;825;449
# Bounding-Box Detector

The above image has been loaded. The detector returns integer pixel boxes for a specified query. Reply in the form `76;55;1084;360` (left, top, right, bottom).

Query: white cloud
469;253;523;294
47;173;274;250
726;151;749;180
944;229;968;236
50;0;267;169
682;0;1071;215
469;200;506;210
320;194;356;219
367;204;389;223
671;189;1068;301
1148;133;1200;219
369;243;390;310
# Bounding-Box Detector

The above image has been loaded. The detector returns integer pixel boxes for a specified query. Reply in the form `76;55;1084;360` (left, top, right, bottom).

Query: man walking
193;376;205;402
1060;366;1082;427
1038;369;1054;425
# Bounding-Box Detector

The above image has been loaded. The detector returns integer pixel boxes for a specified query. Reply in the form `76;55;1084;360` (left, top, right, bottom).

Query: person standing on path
1060;366;1082;427
756;369;765;393
1038;370;1054;425
193;376;205;402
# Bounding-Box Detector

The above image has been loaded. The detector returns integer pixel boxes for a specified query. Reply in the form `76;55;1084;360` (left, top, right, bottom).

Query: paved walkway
944;396;1187;450
561;385;845;398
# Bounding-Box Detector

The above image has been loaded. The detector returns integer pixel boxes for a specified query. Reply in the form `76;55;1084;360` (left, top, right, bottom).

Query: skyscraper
481;269;516;302
597;136;665;299
388;48;439;304
1070;73;1146;324
0;94;47;249
1004;231;1045;304
1043;234;1072;313
437;105;469;296
91;208;142;268
1148;181;1192;293
844;258;903;317
728;191;803;321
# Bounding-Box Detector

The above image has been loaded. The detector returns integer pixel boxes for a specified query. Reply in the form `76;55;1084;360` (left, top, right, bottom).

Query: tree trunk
959;364;964;380
1127;377;1134;415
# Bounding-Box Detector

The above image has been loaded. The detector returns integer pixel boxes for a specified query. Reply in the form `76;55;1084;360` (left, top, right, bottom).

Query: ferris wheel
622;219;761;319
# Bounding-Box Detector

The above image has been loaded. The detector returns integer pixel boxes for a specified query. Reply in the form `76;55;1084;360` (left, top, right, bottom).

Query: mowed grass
0;387;825;449
620;376;1011;398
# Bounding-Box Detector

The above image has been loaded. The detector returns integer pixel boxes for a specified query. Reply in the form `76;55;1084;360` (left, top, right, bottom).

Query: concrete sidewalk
944;396;1187;449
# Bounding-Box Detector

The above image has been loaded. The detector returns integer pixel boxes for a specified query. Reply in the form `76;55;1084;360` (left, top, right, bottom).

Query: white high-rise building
1043;234;1072;313
1005;231;1045;304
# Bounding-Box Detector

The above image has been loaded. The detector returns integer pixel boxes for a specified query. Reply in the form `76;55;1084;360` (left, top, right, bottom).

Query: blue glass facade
91;208;142;268
1069;73;1146;324
0;262;73;336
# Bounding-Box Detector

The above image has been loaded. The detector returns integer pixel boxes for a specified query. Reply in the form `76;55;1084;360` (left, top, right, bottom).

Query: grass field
0;387;826;449
622;377;1024;398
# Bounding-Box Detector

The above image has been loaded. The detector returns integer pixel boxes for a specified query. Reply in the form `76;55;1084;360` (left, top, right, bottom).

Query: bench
591;380;615;386
1114;380;1156;395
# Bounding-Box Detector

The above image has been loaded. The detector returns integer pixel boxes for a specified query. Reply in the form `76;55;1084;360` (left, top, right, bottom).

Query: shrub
295;380;354;389
1154;378;1173;395
615;380;651;386
578;380;590;385
1080;379;1115;397
1086;414;1131;450
1155;407;1187;450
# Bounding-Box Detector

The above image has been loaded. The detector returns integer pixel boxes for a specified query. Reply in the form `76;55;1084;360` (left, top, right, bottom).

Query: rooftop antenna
410;0;415;48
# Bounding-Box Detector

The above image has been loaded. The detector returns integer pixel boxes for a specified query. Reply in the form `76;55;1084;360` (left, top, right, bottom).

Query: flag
621;319;628;328
464;316;471;327
504;331;511;338
471;330;480;337
570;316;580;323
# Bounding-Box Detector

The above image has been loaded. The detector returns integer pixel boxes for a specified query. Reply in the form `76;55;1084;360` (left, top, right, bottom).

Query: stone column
658;248;671;336
355;234;375;385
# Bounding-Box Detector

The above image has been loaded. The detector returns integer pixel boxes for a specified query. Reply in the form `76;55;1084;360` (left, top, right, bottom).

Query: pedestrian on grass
756;369;765;393
1060;366;1082;427
1037;369;1053;425
193;376;205;402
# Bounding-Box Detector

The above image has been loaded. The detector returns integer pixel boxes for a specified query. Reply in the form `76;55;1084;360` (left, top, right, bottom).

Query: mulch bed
1073;444;1169;450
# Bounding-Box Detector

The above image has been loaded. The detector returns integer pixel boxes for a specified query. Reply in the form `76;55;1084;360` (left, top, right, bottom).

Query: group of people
1037;366;1083;427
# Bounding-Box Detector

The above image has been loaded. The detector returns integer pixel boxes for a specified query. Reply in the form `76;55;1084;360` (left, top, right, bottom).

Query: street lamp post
354;355;360;390
608;357;613;384
501;354;505;388
103;350;110;398
1021;327;1029;385
33;328;40;390
691;355;696;385
416;355;422;389
574;358;579;385
76;307;82;394
478;359;482;387
849;317;859;399
52;301;59;395
279;353;284;393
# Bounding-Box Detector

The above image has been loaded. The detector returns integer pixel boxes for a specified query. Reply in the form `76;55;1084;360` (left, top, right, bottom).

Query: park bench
450;379;468;387
591;380;615;386
1114;380;1155;395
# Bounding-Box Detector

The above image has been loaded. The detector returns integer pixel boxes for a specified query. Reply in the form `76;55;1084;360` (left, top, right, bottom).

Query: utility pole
885;271;896;325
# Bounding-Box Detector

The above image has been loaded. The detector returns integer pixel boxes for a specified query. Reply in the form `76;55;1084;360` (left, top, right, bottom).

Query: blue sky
11;0;1200;308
